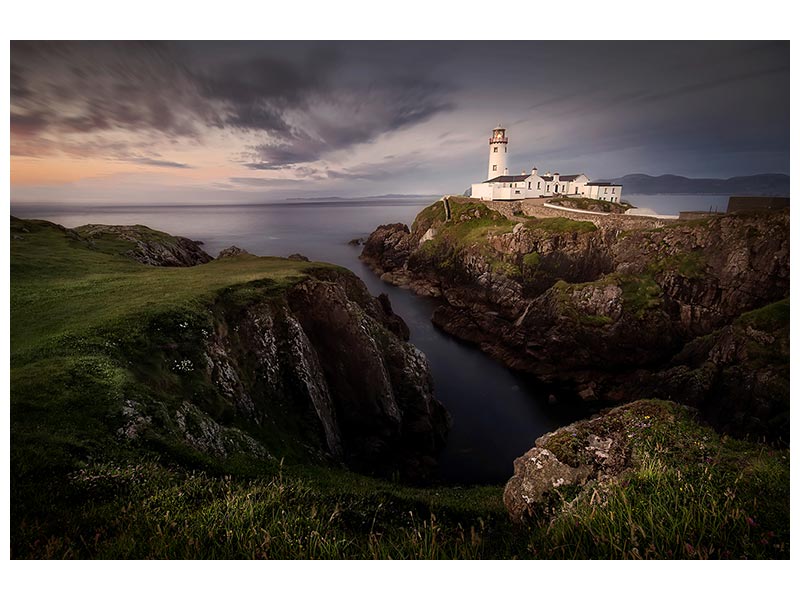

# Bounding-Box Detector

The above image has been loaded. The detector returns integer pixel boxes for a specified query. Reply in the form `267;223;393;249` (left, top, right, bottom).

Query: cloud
11;41;454;171
229;176;314;187
121;157;193;169
243;80;454;168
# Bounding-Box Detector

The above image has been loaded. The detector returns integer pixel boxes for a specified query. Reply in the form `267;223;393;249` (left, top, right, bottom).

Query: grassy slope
10;217;789;559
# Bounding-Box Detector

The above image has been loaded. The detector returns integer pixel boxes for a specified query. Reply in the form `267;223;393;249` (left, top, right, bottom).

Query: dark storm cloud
243;78;453;168
11;41;209;140
11;41;454;167
199;50;336;134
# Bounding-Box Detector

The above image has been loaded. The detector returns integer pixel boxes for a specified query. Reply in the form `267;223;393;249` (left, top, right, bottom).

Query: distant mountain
284;194;439;202
607;173;789;196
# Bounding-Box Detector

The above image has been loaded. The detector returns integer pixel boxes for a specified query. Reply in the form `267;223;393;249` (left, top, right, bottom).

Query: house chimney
531;166;538;176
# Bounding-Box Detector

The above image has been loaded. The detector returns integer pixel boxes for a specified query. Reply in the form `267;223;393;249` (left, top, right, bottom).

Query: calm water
12;197;585;484
625;194;730;215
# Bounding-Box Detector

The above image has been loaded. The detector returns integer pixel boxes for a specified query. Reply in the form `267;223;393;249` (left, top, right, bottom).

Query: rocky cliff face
361;198;789;441
120;266;449;481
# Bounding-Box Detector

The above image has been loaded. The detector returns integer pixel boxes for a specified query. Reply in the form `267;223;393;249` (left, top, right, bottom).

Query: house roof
483;173;590;184
586;181;619;186
484;175;529;183
541;174;582;182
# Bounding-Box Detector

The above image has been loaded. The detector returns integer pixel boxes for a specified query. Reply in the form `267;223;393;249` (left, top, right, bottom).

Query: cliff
11;217;448;486
360;197;789;441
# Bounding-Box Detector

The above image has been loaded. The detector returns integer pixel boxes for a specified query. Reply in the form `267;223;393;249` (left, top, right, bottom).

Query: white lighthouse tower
487;125;508;180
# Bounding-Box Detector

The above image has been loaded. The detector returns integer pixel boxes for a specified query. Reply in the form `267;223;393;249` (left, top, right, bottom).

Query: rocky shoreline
360;196;790;443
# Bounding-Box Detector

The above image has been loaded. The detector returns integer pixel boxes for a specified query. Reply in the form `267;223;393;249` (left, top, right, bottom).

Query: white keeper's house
470;126;623;202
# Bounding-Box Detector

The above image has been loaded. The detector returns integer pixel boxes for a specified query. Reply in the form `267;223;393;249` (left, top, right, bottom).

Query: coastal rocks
286;274;448;478
360;223;413;274
287;253;310;261
217;245;251;258
361;197;789;441
629;299;790;441
178;268;450;480
74;224;213;266
503;448;591;524
504;400;676;524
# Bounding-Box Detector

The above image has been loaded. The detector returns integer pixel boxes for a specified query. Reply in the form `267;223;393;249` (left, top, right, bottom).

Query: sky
10;40;790;205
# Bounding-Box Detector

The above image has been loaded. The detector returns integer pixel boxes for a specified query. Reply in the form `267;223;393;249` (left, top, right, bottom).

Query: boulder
503;448;591;524
217;246;250;259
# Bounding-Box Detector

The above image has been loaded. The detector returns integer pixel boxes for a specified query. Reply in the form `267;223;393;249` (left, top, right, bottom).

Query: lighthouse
487;125;508;180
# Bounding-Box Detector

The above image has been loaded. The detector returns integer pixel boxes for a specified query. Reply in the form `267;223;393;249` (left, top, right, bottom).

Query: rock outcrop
75;224;212;266
121;267;449;481
504;400;680;523
217;245;251;259
361;197;789;441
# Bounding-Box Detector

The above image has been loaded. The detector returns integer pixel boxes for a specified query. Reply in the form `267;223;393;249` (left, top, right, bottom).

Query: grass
550;272;662;323
648;250;708;279
408;201;514;276
12;401;788;559
12;459;510;559
10;217;790;559
736;297;790;332
11;218;329;357
523;251;541;269
528;400;789;559
616;273;663;318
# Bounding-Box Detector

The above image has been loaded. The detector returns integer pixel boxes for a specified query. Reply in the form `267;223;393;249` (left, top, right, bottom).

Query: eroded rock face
360;223;414;275
75;224;212;266
126;267;449;481
361;198;789;440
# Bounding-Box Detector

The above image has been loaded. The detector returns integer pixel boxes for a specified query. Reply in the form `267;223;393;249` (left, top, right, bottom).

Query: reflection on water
12;198;585;484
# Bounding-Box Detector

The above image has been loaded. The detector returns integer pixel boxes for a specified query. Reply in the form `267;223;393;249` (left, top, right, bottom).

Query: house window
604;188;608;194
546;185;550;192
537;182;541;190
574;187;578;194
493;147;498;153
528;182;531;189
504;147;507;153
515;190;521;194
493;165;497;171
